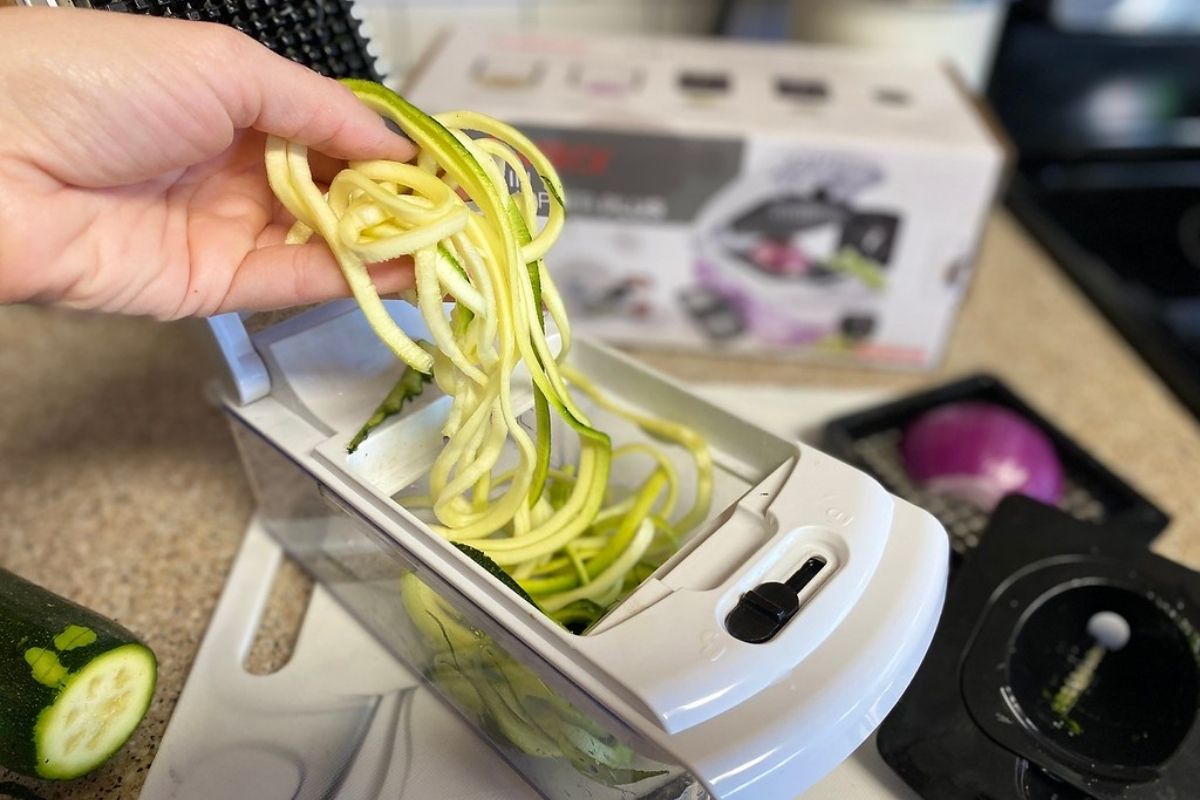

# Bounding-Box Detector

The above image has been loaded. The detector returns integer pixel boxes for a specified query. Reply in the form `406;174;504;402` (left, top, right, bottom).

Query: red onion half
901;401;1064;512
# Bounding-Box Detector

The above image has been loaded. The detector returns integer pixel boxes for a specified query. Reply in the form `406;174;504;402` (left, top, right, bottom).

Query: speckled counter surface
1;211;1198;799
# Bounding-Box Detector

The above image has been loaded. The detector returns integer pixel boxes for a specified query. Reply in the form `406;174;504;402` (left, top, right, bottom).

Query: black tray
877;496;1200;800
821;373;1169;564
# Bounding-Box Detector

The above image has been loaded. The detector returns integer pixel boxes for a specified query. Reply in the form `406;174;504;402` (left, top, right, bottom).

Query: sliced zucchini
34;644;156;780
0;569;157;780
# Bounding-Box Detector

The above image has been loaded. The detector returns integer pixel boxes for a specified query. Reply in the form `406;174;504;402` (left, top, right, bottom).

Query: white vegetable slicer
205;300;948;800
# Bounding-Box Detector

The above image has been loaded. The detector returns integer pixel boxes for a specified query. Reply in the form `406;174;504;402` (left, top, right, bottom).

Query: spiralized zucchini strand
265;81;714;631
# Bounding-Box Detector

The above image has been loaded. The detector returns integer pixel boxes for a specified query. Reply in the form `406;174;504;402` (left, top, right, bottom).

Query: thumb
217;242;414;314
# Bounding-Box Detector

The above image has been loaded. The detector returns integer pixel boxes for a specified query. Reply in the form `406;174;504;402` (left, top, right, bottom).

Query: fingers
221;31;416;164
2;10;414;189
218;241;413;313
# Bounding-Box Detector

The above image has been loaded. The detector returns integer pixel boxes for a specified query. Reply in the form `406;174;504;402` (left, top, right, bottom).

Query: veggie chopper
205;300;948;800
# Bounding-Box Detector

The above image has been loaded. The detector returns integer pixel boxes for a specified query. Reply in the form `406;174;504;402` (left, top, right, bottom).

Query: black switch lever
725;557;827;644
786;556;827;592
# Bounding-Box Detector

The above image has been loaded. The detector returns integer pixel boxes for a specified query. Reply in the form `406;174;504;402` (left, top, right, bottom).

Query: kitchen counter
1;211;1198;799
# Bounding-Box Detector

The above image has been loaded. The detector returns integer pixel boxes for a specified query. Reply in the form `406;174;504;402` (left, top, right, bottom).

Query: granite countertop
1;211;1198;799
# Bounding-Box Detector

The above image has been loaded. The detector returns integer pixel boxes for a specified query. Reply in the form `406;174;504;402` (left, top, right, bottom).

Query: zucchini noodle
265;80;713;629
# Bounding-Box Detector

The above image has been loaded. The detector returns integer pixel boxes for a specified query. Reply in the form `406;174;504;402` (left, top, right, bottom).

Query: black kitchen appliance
988;1;1200;419
878;495;1200;800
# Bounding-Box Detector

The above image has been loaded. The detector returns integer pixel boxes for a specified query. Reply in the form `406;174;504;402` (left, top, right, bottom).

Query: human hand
0;8;416;319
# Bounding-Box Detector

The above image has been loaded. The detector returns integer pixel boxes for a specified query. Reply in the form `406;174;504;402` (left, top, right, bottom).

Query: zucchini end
34;643;156;780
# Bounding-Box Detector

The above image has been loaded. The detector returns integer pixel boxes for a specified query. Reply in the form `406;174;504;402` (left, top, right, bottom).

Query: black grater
822;373;1169;569
87;0;381;81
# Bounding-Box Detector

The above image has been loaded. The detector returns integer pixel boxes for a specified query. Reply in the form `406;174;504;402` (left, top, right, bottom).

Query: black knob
726;557;827;644
726;582;800;644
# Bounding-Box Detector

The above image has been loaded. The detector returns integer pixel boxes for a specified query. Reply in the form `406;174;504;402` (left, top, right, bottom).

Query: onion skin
901;401;1064;512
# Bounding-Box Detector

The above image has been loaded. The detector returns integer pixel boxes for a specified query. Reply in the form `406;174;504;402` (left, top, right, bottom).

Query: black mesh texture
89;0;380;80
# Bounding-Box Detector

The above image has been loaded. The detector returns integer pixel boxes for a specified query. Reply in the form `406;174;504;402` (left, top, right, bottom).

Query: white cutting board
142;384;919;800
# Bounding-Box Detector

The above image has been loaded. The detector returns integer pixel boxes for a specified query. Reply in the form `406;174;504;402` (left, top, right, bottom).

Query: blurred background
354;0;1004;91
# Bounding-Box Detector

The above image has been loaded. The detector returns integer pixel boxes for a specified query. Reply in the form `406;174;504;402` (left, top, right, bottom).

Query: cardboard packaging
406;28;1007;369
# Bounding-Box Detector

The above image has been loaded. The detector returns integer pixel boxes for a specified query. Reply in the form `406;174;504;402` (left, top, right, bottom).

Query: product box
405;27;1007;368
